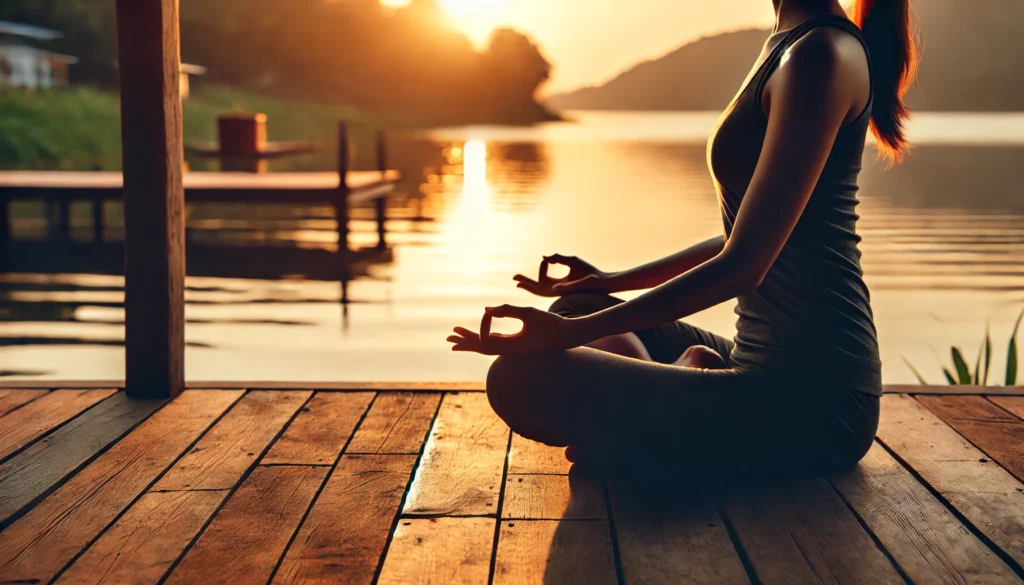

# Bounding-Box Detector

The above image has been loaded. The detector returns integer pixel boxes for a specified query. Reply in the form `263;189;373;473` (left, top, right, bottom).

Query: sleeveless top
707;15;883;396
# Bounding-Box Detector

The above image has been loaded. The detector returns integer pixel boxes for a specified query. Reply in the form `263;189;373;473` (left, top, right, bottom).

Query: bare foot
674;345;728;369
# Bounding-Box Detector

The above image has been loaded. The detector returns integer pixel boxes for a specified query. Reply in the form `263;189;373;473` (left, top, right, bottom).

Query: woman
448;0;917;480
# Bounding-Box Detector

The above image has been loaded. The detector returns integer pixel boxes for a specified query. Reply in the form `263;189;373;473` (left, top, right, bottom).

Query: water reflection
1;112;1023;383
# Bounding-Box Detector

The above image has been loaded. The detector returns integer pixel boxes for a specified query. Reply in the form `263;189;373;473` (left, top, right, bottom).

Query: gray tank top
708;15;883;396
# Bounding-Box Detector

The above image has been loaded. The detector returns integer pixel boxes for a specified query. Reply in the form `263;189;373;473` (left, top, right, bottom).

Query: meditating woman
448;0;917;479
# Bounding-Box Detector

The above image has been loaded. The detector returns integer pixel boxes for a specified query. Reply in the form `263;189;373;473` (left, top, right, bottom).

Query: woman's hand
447;304;593;355
513;254;610;297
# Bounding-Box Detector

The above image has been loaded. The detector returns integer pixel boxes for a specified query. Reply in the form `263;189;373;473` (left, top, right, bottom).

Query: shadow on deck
0;383;1023;584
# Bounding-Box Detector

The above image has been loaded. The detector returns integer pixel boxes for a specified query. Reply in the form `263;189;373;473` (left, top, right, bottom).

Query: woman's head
852;0;918;163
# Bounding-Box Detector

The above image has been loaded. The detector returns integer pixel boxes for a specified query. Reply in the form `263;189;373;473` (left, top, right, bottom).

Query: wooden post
336;122;351;303
115;0;186;399
92;199;104;243
0;198;9;267
375;130;388;251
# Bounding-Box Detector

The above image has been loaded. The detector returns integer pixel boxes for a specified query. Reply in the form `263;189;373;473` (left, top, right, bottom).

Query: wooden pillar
115;0;186;399
0;198;9;268
336;122;351;303
375;130;388;251
92;198;104;243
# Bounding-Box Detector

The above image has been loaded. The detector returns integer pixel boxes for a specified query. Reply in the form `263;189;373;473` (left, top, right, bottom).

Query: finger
447;335;470;344
544;253;579;268
513;274;538;285
479;312;492;339
485;304;534;320
538;258;550;282
453;327;480;341
516;281;550;296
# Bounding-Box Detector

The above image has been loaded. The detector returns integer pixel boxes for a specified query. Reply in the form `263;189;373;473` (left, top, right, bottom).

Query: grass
903;308;1023;386
0;85;399;171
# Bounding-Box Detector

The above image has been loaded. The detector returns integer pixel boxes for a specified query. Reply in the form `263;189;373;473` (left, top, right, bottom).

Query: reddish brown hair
852;0;918;163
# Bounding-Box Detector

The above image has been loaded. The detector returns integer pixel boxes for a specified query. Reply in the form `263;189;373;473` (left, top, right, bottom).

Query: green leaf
951;347;972;385
901;356;929;385
973;341;982;385
983;325;992;386
943;367;957;385
1008;309;1023;386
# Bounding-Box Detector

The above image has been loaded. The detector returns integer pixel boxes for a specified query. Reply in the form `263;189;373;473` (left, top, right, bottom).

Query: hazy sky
414;0;778;94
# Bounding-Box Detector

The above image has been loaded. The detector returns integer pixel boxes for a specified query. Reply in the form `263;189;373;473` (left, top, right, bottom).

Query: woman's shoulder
780;25;870;90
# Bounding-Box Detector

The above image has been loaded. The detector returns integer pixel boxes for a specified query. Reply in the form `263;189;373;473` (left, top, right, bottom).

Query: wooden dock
1;383;1023;584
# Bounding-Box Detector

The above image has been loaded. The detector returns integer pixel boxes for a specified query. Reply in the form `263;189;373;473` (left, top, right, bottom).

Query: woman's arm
601;235;724;293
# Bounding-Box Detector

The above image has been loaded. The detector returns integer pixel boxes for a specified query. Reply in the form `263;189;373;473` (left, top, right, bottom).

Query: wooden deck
1;384;1023;584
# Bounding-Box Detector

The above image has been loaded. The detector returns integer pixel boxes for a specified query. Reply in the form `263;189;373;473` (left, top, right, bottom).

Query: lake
3;110;1024;384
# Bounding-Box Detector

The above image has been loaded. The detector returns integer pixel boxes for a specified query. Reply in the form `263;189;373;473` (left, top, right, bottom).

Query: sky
385;0;778;94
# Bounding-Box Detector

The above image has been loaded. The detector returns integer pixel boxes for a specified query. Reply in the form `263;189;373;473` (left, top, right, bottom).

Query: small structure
178;62;205;99
0;20;77;89
188;113;319;172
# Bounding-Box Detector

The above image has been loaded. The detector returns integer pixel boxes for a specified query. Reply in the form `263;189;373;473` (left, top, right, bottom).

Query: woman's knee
677;345;728;369
486;353;572;445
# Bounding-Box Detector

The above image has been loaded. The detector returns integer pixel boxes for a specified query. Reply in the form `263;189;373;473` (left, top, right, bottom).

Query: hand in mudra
513;254;608;297
447;305;585;355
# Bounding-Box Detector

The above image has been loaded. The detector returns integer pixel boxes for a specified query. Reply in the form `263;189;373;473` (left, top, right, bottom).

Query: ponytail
853;0;918;163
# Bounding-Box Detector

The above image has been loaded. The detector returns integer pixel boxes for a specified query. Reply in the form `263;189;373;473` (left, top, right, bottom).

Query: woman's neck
772;0;848;33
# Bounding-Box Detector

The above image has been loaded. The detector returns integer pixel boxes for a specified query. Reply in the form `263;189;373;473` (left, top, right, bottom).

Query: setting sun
382;0;508;46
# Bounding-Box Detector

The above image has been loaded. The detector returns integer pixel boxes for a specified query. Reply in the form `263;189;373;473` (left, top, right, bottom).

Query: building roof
0;20;62;42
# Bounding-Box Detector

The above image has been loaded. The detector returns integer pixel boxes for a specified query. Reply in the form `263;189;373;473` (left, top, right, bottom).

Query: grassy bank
0;85;392;171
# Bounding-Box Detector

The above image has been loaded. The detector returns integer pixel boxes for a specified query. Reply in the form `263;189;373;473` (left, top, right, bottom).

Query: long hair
852;0;918;163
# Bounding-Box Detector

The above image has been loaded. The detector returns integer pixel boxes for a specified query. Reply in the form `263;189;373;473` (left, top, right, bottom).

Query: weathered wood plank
0;389;46;417
507;434;571;475
917;395;1024;482
725;477;903;585
273;455;418;584
886;385;1024;396
0;391;241;583
611;482;749;585
166;465;329;585
990;396;1024;421
263;392;374;465
403;393;509;516
347;393;440;455
55;490;229;585
115;0;186;399
152;390;310;491
0;392;165;525
493;520;617;585
376;517;493;585
0;389;118;460
502;475;606;521
878;393;1024;567
0;380;487;391
831;442;1022;585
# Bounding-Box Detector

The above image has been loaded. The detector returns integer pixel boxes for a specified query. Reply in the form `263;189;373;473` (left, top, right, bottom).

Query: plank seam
824;472;915;585
485;429;514;585
0;395;169;532
265;391;380;583
0;389;121;467
156;390;318;585
874;435;1024;580
716;502;765;585
47;391;246;583
602;482;628;585
984;396;1024;423
369;391;447;585
0;389;50;419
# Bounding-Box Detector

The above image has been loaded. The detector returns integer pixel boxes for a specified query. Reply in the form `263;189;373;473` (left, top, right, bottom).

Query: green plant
903;308;1022;386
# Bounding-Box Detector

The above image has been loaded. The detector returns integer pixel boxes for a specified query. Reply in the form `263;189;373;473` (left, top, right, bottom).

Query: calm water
3;111;1024;383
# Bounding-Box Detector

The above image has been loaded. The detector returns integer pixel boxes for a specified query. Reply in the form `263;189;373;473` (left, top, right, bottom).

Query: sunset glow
382;0;507;46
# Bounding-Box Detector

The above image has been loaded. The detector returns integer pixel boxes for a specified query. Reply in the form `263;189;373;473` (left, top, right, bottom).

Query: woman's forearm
581;251;756;339
604;235;725;293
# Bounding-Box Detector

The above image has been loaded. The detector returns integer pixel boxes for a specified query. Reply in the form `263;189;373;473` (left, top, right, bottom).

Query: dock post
375;130;388;251
92;198;104;243
0;198;8;267
115;0;186;399
337;122;351;303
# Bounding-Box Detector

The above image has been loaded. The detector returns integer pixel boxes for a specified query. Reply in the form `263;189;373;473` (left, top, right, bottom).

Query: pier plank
274;455;417;585
507;434;572;475
166;465;328;585
917;395;1024;481
0;391;241;583
0;389;46;417
502;474;606;521
403;393;509;516
493;520;617;585
0;389;117;460
878;394;1024;566
153;390;310;491
376;518;493;585
263;391;374;465
347;393;441;455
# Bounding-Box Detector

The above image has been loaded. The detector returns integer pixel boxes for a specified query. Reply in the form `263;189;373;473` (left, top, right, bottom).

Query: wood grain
55;490;229;585
0;390;241;583
611;481;749;585
0;392;164;524
153;390;310;490
991;396;1024;420
273;455;418;585
115;0;186;399
0;389;46;417
376;518;493;585
347;393;441;454
0;389;117;460
493;520;617;585
917;395;1024;481
507;434;571;475
725;476;903;585
831;442;1021;585
878;394;1024;566
502;474;606;520
263;392;373;465
403;393;509;516
166;465;328;585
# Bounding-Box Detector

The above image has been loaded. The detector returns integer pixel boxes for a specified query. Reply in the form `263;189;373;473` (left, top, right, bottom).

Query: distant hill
548;2;1024;112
